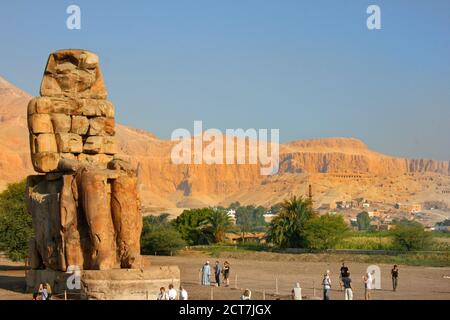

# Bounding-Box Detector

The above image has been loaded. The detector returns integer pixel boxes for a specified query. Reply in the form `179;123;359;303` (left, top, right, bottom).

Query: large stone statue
26;49;142;271
25;49;179;300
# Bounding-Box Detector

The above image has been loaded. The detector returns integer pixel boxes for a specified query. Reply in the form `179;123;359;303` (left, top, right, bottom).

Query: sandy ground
1;252;449;300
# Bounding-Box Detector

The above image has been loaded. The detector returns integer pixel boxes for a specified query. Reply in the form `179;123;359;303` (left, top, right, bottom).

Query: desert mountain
1;76;449;215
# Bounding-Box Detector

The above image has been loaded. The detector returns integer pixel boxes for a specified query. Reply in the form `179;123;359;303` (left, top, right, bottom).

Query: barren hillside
0;76;449;215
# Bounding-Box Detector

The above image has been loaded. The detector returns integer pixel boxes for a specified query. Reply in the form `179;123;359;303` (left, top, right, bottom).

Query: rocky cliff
1;76;449;212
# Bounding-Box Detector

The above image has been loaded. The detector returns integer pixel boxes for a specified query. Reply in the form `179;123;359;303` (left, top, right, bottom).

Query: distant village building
227;209;237;224
395;203;422;213
225;232;266;244
263;213;277;223
435;219;450;232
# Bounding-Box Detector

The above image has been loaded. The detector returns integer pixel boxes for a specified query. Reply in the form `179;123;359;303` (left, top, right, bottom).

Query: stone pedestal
26;266;180;300
81;266;180;300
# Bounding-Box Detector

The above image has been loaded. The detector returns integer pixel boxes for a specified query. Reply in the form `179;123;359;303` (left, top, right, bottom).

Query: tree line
0;181;436;260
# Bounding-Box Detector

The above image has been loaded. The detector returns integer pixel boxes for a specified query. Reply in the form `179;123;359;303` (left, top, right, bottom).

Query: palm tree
201;208;233;243
267;196;317;248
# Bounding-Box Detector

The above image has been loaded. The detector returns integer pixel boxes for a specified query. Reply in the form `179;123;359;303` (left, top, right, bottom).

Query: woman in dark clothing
391;265;399;291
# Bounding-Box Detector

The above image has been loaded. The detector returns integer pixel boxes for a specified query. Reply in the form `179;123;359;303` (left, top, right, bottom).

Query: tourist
45;283;52;300
214;260;222;286
40;283;49;301
291;283;302;300
322;270;331;300
240;289;252;300
201;261;211;286
167;284;177;300
32;284;41;300
342;273;353;300
340;262;349;290
157;287;168;300
363;272;373;300
391;265;399;292
179;286;188;300
223;261;231;287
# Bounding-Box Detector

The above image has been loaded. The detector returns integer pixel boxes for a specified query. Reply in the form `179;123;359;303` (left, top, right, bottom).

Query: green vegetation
235;205;266;234
303;214;349;249
390;219;434;251
191;243;450;267
266;196;317;248
0;180;33;261
200;209;234;243
356;211;371;230
336;236;394;250
172;207;234;244
141;214;186;255
172;208;212;245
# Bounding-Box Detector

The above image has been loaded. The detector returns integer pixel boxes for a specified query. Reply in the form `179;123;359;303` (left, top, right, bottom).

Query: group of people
321;262;400;300
32;283;52;301
157;284;188;300
201;260;231;287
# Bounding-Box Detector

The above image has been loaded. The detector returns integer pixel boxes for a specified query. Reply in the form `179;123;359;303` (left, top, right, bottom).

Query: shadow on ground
0;274;26;294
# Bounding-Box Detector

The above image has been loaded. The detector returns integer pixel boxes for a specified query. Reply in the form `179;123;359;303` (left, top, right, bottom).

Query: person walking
342;273;353;300
291;283;302;300
223;261;231;287
363;272;373;300
340;262;349;291
167;284;177;300
157;287;169;300
391;265;399;292
179;286;188;300
201;261;211;286
322;270;332;300
214;260;222;287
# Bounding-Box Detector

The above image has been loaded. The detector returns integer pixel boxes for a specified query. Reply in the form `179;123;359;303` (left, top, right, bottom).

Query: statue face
40;49;107;99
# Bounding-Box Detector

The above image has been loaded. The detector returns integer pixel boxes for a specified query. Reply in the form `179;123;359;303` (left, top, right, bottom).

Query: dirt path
1;252;449;300
147;252;450;300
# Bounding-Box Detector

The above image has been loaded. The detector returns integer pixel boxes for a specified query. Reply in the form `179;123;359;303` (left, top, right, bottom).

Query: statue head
28;49;117;173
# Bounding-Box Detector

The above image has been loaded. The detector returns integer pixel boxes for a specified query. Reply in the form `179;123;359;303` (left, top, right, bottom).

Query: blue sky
1;0;449;159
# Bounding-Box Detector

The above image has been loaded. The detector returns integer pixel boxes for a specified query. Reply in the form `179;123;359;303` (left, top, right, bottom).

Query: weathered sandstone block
71;115;89;135
28;114;53;133
88;117;115;136
78;153;113;166
103;136;118;155
31;152;60;172
80;99;115;117
36;133;58;153
51;113;71;133
56;133;83;153
83;136;104;154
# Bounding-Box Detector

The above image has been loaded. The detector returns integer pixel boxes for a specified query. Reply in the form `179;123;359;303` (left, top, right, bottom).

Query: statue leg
111;174;142;269
79;169;117;270
60;174;85;270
